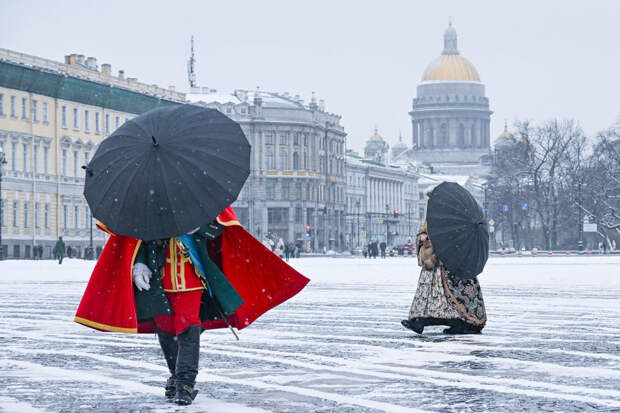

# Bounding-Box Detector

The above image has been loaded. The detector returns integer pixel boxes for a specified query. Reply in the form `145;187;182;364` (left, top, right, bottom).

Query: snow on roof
417;173;470;187
186;89;306;109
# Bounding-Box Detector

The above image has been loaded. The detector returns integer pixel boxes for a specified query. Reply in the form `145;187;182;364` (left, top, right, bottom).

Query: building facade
408;23;492;172
188;89;347;252
0;49;184;259
345;129;419;249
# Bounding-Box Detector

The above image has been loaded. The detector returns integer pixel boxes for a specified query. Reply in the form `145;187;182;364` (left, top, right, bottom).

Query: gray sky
2;1;619;151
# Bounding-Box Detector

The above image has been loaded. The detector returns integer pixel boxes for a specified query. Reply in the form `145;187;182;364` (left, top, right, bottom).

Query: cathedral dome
368;127;384;142
421;22;481;83
494;122;516;148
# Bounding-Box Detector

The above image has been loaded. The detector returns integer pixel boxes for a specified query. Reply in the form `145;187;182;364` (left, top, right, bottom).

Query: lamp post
355;199;360;247
0;146;6;260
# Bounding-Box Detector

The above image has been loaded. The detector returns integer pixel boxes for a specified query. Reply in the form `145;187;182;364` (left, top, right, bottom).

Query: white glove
132;263;152;291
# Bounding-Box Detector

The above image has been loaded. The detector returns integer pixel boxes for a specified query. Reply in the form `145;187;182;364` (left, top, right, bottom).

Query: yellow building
0;49;184;259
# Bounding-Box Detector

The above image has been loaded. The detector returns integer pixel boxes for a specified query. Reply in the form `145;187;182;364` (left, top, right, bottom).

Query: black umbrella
84;104;250;240
426;182;489;279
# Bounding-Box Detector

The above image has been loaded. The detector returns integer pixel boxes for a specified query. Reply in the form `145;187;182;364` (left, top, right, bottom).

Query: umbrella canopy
84;104;250;240
426;182;489;279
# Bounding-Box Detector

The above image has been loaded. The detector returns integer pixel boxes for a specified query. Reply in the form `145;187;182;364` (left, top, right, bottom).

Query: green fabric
192;231;244;316
133;242;171;322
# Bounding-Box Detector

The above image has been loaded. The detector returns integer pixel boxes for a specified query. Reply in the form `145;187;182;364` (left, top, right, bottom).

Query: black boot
401;318;424;334
173;325;201;405
156;329;178;400
443;319;482;334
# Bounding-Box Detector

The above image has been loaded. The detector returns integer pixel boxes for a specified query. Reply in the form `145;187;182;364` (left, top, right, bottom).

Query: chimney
69;54;78;65
86;57;97;70
118;70;125;80
101;63;111;76
127;77;137;84
77;54;85;65
64;55;71;64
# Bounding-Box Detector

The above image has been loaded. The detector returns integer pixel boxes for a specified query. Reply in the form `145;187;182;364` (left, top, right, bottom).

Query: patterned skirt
409;265;486;327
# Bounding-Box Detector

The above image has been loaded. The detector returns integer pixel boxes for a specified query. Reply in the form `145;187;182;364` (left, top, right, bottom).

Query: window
74;205;79;228
22;143;28;172
13;200;18;227
21;97;28;119
44;203;49;230
264;132;273;145
281;182;289;200
280;133;288;145
33;144;39;174
279;151;287;169
73;108;79;129
265;150;274;169
19;204;29;235
10;96;16;117
63;205;68;230
0;199;4;226
62;149;67;176
105;114;110;134
62;105;67;127
43;102;48;123
32;100;38;122
0;94;4;115
84;151;90;165
303;153;308;170
304;134;308;147
295;206;303;223
115;116;120;129
84;110;90;131
35;202;40;229
266;181;275;199
293;152;299;169
73;150;78;177
11;142;17;171
43;146;49;174
95;112;100;133
295;182;302;200
294;133;300;146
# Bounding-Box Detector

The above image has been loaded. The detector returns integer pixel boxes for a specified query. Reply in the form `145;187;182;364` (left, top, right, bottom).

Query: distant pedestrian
380;241;387;259
284;242;290;262
53;237;66;264
371;241;379;259
293;244;300;258
38;245;44;260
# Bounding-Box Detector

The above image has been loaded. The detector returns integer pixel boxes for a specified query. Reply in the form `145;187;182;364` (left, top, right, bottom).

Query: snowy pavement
0;256;619;412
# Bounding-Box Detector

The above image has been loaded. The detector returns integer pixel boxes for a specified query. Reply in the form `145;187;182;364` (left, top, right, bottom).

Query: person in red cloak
75;206;309;405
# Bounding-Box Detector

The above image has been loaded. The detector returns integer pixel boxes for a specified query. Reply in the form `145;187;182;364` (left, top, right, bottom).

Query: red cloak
74;207;310;334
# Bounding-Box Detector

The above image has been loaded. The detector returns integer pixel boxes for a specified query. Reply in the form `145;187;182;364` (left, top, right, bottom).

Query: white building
345;129;419;248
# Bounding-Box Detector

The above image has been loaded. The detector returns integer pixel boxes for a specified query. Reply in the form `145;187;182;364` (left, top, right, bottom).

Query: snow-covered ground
0;256;619;412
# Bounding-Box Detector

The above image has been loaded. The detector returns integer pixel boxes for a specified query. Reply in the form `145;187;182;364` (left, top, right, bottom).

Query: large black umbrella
84;104;250;240
426;182;489;279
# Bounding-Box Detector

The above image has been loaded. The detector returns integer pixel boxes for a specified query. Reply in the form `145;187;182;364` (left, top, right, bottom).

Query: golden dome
393;134;407;148
369;127;383;141
421;54;480;82
497;122;514;139
421;22;481;83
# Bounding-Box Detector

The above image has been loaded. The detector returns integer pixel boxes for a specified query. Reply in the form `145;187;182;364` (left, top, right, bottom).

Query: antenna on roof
187;35;197;88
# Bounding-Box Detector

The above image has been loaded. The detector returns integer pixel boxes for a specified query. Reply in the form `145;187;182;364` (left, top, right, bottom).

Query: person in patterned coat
401;220;486;334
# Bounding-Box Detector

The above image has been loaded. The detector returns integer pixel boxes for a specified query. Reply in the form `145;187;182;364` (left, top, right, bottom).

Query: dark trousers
157;326;201;387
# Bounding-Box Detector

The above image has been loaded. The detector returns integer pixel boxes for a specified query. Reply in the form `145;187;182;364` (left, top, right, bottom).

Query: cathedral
408;22;493;174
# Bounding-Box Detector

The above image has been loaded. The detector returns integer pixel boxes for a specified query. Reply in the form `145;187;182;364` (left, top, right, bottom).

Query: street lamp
0;146;7;260
355;199;360;247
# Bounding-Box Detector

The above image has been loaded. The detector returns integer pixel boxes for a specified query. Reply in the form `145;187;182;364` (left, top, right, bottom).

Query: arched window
280;151;288;170
293;152;299;169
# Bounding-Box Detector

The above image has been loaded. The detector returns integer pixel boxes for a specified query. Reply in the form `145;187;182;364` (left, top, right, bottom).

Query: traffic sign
584;223;597;232
522;203;528;210
503;205;509;212
489;219;495;226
